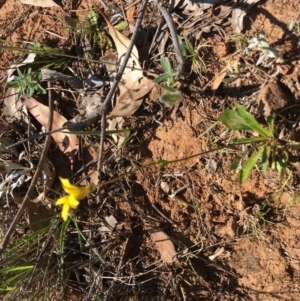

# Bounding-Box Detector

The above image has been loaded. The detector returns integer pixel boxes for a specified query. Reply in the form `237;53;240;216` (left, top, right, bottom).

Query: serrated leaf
17;68;23;77
235;104;271;137
239;147;264;183
220;109;253;131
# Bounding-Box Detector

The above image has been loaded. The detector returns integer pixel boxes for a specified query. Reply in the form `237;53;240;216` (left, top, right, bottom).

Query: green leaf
17;68;23;77
114;21;128;30
235;105;271;137
266;115;276;136
231;137;268;144
261;145;270;175
37;84;47;94
159;91;181;105
178;35;187;57
220;109;253;131
160;57;173;75
239;147;264;183
230;156;242;170
159;85;178;93
276;151;289;181
153;73;171;84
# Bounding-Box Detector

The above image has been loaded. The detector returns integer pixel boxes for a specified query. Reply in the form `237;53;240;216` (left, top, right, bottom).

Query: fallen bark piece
147;226;177;264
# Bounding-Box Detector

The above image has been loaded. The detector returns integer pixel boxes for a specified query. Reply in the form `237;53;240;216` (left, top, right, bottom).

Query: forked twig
0;85;53;253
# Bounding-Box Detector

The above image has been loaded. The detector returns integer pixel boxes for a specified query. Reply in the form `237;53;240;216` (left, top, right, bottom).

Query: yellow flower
55;177;97;221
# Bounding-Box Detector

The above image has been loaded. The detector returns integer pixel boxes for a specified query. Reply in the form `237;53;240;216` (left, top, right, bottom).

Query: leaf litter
1;0;300;300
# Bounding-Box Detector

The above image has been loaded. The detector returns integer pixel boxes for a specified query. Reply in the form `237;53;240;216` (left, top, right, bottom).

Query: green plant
87;10;113;50
244;31;280;65
153;57;181;105
6;67;46;100
179;34;209;74
153;57;176;87
219;104;299;183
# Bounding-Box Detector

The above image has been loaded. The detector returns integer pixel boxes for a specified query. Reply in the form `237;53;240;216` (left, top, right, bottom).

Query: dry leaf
212;65;228;91
18;0;59;8
147;226;177;264
22;97;78;164
96;6;154;118
126;6;136;23
3;87;28;121
108;76;154;118
99;215;118;233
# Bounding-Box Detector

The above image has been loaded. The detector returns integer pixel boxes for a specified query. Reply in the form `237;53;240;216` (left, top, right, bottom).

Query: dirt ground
0;0;300;300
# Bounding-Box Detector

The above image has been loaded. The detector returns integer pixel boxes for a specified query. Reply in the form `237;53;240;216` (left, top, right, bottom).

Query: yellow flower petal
56;196;69;206
56;177;97;221
59;177;96;200
61;202;70;222
68;194;80;209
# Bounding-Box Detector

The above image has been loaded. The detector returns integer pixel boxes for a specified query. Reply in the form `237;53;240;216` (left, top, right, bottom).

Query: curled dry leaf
18;0;59;8
21;97;78;165
96;6;154;118
147;226;177;264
